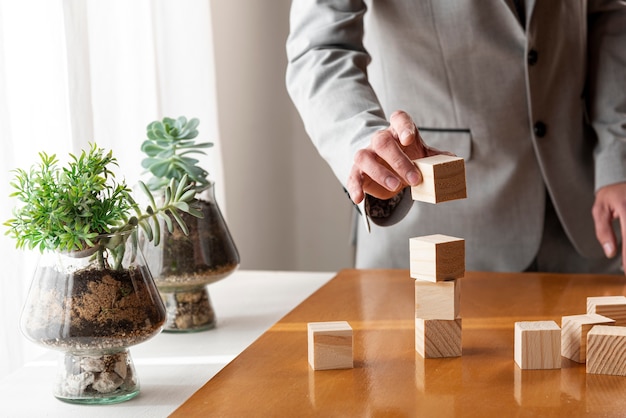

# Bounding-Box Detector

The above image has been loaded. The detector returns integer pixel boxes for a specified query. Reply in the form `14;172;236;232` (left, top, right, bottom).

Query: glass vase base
161;287;216;333
57;390;140;405
53;349;140;404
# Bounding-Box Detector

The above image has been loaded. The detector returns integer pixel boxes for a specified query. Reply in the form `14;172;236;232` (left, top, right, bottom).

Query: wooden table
172;269;626;417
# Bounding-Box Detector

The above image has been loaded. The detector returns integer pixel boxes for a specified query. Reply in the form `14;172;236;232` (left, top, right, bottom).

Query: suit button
533;121;547;137
528;49;538;65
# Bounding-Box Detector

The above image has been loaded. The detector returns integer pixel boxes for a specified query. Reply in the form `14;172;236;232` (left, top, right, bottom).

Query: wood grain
415;279;460;320
415;318;462;358
514;321;561;369
587;296;626;326
307;321;353;370
587;325;626;376
411;155;467;203
561;314;615;363
410;235;465;282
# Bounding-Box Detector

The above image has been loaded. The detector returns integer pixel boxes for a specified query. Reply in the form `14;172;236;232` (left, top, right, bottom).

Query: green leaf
138;181;157;211
158;212;173;232
169;209;189;235
172;201;190;212
138;219;153;242
186;207;204;219
150;160;171;177
152;215;161;246
179;189;196;202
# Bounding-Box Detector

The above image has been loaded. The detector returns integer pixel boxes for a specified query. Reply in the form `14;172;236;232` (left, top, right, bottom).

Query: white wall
210;1;355;271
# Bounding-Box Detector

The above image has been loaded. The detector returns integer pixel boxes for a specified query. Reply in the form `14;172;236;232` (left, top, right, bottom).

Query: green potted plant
140;116;240;332
4;144;199;404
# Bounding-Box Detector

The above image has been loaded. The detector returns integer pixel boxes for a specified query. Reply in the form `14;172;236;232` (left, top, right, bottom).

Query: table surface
172;269;626;418
0;270;334;417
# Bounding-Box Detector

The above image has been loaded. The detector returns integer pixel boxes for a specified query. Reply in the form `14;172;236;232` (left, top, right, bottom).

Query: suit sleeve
285;0;388;190
587;1;626;190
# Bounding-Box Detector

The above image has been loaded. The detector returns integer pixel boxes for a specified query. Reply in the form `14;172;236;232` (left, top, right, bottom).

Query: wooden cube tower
411;155;466;203
410;234;465;282
411;155;466;359
587;296;626;326
587;325;626;376
307;321;353;371
561;314;615;363
514;321;561;370
411;236;464;358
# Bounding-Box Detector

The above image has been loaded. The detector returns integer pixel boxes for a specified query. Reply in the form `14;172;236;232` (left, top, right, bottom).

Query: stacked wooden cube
410;155;467;358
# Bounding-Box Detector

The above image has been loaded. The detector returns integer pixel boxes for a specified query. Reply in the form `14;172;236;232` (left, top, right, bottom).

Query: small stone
92;371;124;393
81;356;105;372
193;311;212;326
176;291;203;304
175;313;194;329
62;372;95;396
112;356;128;380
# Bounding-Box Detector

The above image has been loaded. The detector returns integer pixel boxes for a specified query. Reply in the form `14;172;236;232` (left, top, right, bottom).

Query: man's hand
347;110;449;204
592;182;626;273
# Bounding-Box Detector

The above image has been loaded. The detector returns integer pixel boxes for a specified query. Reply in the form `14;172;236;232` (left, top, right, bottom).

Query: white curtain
0;0;223;379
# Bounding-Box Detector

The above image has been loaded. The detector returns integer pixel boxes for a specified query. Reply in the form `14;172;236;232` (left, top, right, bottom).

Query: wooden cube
587;296;626;326
411;155;466;204
307;321;353;370
587;325;626;376
561;314;615;363
415;279;460;320
410;235;465;282
514;321;561;370
415;318;462;358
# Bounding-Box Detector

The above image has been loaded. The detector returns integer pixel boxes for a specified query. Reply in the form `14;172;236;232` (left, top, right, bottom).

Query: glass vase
20;229;166;404
142;182;240;332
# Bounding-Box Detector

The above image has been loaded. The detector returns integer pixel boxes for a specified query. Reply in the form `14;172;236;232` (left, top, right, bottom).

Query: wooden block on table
415;279;460;320
587;296;626;326
561;314;615;363
514;321;561;370
410;235;465;282
307;321;353;370
415;318;462;358
587;325;626;376
411;155;466;203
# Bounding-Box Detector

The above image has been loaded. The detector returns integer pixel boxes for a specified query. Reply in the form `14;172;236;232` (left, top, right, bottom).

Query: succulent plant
4;143;201;270
141;116;213;191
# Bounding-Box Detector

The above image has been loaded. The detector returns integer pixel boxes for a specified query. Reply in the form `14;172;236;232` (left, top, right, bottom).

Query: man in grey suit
286;1;626;274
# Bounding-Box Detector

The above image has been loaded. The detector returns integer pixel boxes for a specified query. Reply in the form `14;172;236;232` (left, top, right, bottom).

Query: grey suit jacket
286;0;626;270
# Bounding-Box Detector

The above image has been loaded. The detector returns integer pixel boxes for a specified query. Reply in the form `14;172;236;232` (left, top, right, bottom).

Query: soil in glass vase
20;229;166;404
143;182;240;332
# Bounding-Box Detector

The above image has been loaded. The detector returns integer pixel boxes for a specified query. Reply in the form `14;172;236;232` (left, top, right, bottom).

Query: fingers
592;198;618;258
348;146;404;203
592;184;626;274
347;164;366;204
389;110;418;146
347;163;399;204
348;109;457;205
389;110;449;160
370;130;422;186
